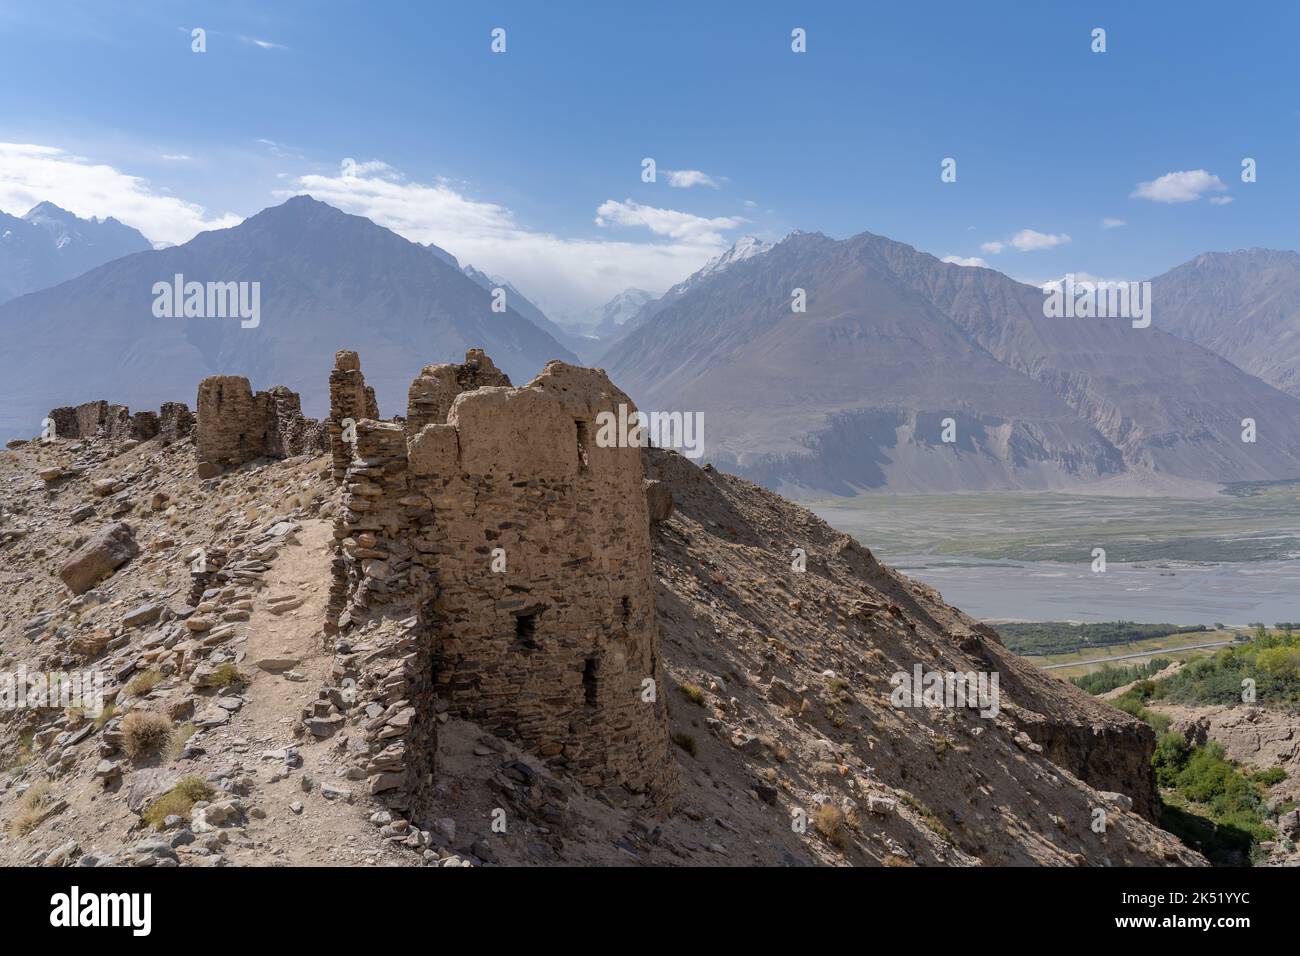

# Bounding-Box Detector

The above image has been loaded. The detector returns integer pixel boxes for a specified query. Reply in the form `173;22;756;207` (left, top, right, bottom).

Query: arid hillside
0;356;1204;867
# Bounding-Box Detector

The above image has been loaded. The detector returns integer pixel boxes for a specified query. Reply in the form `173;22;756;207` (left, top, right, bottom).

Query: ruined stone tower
193;376;327;477
325;349;676;815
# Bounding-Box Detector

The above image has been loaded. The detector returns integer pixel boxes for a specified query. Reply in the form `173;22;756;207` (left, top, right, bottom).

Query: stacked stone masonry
324;349;676;818
194;376;327;478
327;350;380;482
46;399;178;443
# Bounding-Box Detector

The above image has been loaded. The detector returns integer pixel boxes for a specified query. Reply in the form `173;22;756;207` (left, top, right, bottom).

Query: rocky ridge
0;352;1205;867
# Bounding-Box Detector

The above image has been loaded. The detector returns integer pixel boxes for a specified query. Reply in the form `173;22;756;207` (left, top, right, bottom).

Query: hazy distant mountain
603;230;1300;494
0;202;151;304
590;287;654;338
0;196;578;441
423;242;461;271
1150;249;1300;399
459;263;584;354
597;237;771;357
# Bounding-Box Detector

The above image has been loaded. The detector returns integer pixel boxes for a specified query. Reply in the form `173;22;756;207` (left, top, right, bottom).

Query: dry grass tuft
122;710;173;760
814;803;848;849
7;780;52;838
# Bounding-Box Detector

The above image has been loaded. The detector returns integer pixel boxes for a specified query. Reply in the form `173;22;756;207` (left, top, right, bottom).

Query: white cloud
1130;169;1227;203
0;142;241;245
241;36;286;50
942;255;988;268
1101;217;1126;229
287;160;737;313
1209;195;1234;205
664;169;719;189
1010;228;1071;252
594;199;742;244
341;158;401;179
981;229;1070;255
256;138;303;160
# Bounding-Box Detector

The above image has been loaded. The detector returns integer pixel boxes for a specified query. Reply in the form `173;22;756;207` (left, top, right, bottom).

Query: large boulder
59;523;139;594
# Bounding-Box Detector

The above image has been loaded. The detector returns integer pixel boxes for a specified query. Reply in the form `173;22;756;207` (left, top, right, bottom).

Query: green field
1025;630;1242;680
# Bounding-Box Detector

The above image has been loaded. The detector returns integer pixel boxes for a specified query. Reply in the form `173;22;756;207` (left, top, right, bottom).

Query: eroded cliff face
973;644;1162;822
644;448;1192;864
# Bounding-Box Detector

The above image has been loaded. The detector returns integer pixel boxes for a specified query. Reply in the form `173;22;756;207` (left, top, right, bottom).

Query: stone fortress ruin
320;349;677;816
47;350;678;819
194;378;327;478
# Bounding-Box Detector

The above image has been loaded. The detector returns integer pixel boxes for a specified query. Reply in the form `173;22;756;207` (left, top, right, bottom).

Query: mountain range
0;196;576;440
0;202;151;305
3;197;1298;497
1151;249;1300;400
601;231;1300;494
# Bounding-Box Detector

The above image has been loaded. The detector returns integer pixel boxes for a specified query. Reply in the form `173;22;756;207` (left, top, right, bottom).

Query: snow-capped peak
699;235;770;277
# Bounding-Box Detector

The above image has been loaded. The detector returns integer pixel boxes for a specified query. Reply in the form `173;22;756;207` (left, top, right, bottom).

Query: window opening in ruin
575;420;590;470
515;612;540;650
583;657;599;707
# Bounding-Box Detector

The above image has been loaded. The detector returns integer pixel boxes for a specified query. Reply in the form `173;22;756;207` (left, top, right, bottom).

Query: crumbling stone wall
405;347;510;436
158;402;195;444
46;399;178;442
264;385;327;459
195;376;328;477
325;349;676;817
327;349;379;481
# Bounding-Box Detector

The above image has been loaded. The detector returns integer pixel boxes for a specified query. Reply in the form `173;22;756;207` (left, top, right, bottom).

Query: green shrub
678;683;705;706
142;776;212;830
1155;739;1276;864
1253;766;1287;787
208;664;245;689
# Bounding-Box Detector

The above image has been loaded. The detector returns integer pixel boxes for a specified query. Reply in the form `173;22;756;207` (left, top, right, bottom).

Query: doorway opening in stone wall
575;419;591;470
583;656;599;707
515;610;540;651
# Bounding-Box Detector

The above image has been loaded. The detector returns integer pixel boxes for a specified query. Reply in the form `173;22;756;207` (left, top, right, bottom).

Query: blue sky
0;0;1294;313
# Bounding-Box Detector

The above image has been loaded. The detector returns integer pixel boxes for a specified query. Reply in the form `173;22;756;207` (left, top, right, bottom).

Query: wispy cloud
979;228;1070;255
1130;169;1227;203
942;255;988;268
1209;195;1233;205
594;199;742;244
0;142;240;245
1009;228;1070;251
241;36;286;50
256;138;304;160
664;169;720;189
287;160;739;313
1101;217;1126;229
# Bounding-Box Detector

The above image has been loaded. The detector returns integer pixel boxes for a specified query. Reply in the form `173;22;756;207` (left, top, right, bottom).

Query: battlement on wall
322;349;676;816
